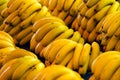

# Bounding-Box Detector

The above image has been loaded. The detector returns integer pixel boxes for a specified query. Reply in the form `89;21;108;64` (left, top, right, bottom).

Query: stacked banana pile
30;16;85;54
90;51;120;80
98;11;120;51
39;39;101;75
0;0;51;45
38;0;83;26
0;0;8;25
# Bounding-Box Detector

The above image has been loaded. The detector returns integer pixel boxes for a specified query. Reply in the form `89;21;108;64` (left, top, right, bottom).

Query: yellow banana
100;57;120;80
70;31;81;42
57;10;69;20
94;0;115;11
91;51;120;80
4;10;19;24
78;37;85;44
80;17;88;30
70;0;83;16
111;66;120;80
73;43;83;70
55;0;65;11
53;40;77;64
12;56;40;80
55;29;74;40
94;5;111;21
31;6;49;23
3;24;12;33
88;42;100;70
42;0;49;7
20;12;37;29
32;16;65;32
66;58;73;69
79;43;91;66
0;2;7;13
48;0;57;11
86;0;99;8
105;35;119;51
59;50;73;66
46;39;72;63
0;0;8;5
16;25;32;41
20;2;41;20
1;8;10;18
115;40;120;51
79;3;89;16
10;16;21;26
3;48;37;64
19;32;34;46
51;6;60;16
64;0;75;11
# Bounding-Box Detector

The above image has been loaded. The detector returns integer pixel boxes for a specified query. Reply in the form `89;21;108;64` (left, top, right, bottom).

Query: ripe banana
12;56;40;80
1;8;10;18
3;24;12;33
80;17;88;30
10;16;21;26
0;2;7;13
111;66;120;80
48;0;57;11
64;15;74;26
51;6;60;16
79;3;89;16
70;31;81;43
86;0;99;8
57;10;69;20
66;58;73;69
73;43;83;70
78;37;85;44
64;0;75;11
78;26;84;35
54;40;77;64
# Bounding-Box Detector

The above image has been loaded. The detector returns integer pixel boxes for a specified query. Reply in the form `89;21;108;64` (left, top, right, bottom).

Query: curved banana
80;17;88;30
51;6;60;16
70;31;81;42
78;37;85;44
79;3;89;16
86;0;99;8
48;0;57;11
73;43;83;70
55;0;65;11
64;0;75;11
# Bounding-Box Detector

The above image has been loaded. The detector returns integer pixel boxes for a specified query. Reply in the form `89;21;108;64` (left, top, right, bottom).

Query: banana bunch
0;0;51;46
0;0;8;25
90;51;120;80
33;65;84;80
71;0;120;43
98;11;120;51
40;39;101;75
0;55;45;80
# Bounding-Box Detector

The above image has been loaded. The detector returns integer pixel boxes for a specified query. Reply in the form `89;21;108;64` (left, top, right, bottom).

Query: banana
82;30;89;40
20;2;41;20
86;0;99;8
7;0;15;7
64;0;75;11
3;24;12;33
94;5;111;21
20;12;37;29
79;43;91;66
10;16;21;26
70;31;81;42
45;39;72;63
86;16;97;32
24;62;45;80
76;13;83;26
55;29;74;40
18;0;38;16
0;31;14;43
51;6;60;16
0;2;7;13
107;1;120;14
0;0;8;5
30;33;39;51
106;19;120;37
0;56;31;80
105;35;119;51
34;21;65;42
12;56;40;80
78;26;84;35
8;25;22;36
91;51;120;80
55;0;65;11
4;10;19;24
19;32;34;46
66;58;73;69
32;16;65;32
71;17;79;30
3;48;37;64
1;8;10;18
85;5;97;19
53;40;77;64
73;43;83;70
64;15;74;26
16;25;32;41
32;6;49;23
57;10;69;20
59;50;73;66
111;66;120;80
78;37;85;44
94;0;115;11
100;34;110;46
79;3;89;16
48;0;57;11
88;42;100;70
70;0;83;16
42;0;49;7
8;0;24;13
100;57;120;80
80;17;88;30
115;40;120;51
37;24;68;47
